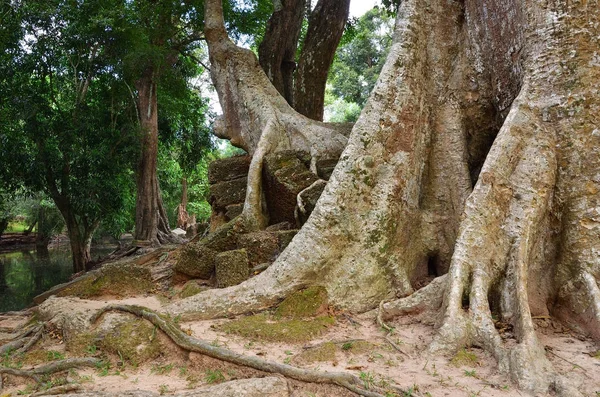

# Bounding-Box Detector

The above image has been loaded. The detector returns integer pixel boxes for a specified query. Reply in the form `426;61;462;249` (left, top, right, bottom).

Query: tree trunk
60;210;97;273
35;205;50;251
134;69;175;245
0;217;8;240
176;177;191;229
258;0;306;105
170;0;600;395
293;0;350;121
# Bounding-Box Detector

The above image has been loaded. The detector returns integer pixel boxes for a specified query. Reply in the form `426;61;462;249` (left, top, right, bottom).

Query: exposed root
91;304;414;397
0;358;101;388
0;324;41;355
16;325;44;354
240;119;280;231
31;384;82;396
376;301;394;333
380;275;446;321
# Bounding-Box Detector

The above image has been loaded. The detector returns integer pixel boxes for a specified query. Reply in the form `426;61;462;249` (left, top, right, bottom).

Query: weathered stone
265;221;295;231
296;179;327;225
273;229;298;251
209;177;247;210
210;211;228;232
186;222;208;239
174;243;216;279
316;158;339;180
225;203;244;220
202;221;240;252
237;231;280;266
207;155;251;184
60;376;289;396
263;151;319;224
179;280;208;298
215;249;250;288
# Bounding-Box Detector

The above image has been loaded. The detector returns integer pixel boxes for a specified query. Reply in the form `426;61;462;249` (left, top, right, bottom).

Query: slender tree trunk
35;205;51;252
0;217;8;240
258;0;306;105
176;177;191;229
134;68;174;245
59;209;97;273
293;0;350;121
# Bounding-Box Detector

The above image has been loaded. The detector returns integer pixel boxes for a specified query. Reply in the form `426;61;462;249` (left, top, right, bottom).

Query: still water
0;247;114;312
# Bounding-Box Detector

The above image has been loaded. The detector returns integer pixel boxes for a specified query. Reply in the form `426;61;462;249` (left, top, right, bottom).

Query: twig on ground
384;335;412;359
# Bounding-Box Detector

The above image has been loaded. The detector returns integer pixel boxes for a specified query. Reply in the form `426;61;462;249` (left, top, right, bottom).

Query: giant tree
165;0;600;395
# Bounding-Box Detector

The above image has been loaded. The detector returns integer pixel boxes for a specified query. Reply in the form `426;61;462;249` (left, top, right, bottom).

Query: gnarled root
428;99;582;396
91;304;411;397
0;358;101;389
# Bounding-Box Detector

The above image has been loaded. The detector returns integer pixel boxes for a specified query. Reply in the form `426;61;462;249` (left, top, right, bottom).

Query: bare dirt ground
1;257;599;397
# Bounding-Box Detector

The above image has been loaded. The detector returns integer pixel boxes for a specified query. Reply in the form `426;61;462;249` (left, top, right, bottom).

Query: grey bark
169;0;600;395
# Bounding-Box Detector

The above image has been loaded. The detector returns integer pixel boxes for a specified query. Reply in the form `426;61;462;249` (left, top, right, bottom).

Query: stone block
215;249;250;288
209;177;247;210
263;151;319;224
208;155;250;184
316;158;339;180
273;229;298;251
237;231;280;266
174;243;216;279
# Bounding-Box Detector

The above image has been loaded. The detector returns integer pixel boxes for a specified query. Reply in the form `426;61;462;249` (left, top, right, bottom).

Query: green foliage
328;7;394;110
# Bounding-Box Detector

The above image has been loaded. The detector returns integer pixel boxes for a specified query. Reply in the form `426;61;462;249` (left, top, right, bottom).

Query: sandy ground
1;291;599;397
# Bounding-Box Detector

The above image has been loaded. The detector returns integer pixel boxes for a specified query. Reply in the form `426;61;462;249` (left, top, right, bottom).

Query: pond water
0;246;114;312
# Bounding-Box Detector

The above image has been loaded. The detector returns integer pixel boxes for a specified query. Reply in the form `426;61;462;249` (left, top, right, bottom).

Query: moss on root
58;265;155;299
275;286;329;319
450;348;479;367
101;319;162;366
216;286;334;343
218;313;335;343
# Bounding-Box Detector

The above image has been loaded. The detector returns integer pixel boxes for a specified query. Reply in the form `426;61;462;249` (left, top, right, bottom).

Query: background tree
0;0;139;272
168;0;600;395
116;0;207;245
257;0;351;121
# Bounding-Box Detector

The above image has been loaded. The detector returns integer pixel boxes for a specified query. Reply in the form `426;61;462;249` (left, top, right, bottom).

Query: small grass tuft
204;369;225;384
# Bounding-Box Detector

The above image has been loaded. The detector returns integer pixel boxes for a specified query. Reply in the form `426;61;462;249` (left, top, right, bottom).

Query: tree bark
0;217;8;240
293;0;351;121
258;0;306;105
171;0;600;395
134;69;175;245
176;177;192;229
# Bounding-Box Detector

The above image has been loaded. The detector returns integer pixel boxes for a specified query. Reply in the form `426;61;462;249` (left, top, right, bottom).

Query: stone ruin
175;150;338;289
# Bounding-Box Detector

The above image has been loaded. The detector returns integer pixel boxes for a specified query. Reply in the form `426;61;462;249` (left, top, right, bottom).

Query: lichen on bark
163;0;600;395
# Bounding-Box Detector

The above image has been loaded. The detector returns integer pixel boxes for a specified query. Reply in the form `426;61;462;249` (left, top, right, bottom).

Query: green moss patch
293;342;337;364
218;313;335;343
450;348;479;367
58;264;155;299
100;319;162;366
275;286;328;319
179;281;205;299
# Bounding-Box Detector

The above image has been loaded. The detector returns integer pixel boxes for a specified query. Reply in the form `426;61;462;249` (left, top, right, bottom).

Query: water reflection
0;247;114;312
